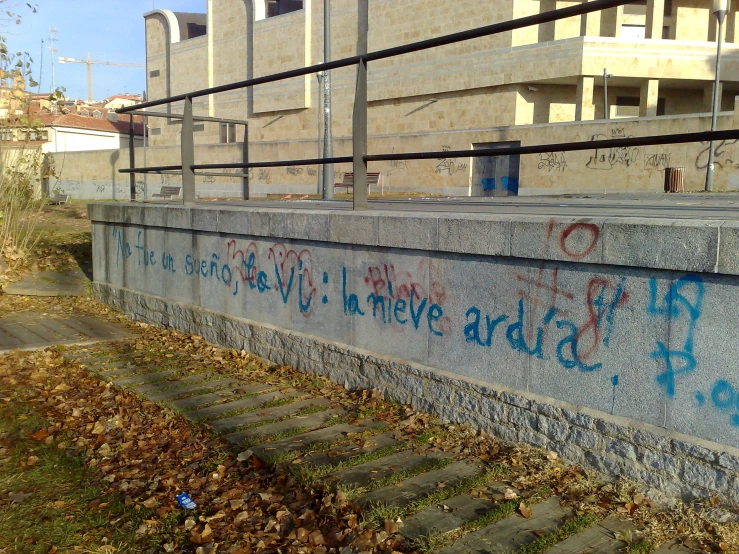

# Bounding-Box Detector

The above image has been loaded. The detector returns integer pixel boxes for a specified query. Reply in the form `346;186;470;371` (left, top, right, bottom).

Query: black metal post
242;123;249;200
129;117;136;200
181;96;196;205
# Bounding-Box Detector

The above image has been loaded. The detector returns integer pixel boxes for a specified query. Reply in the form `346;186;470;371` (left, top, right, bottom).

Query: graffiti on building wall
435;146;468;176
644;152;671;171
695;140;737;170
538;152;567;172
586;129;640;171
108;221;739;431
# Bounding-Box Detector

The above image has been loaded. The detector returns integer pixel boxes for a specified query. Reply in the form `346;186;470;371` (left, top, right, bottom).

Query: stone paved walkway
63;346;696;554
3;268;91;297
0;312;132;353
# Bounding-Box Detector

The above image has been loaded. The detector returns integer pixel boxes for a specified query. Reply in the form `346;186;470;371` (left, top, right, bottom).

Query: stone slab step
357;459;485;509
167;387;250;411
545;515;637;554
250;420;385;460
186;387;298;422
112;369;186;386
209;397;330;433
225;408;346;445
399;481;511;541
297;432;400;469
325;450;452;490
144;378;239;402
435;496;570;554
131;372;213;393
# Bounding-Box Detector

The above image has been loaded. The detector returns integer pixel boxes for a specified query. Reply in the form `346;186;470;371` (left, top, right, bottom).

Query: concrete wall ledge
89;202;739;276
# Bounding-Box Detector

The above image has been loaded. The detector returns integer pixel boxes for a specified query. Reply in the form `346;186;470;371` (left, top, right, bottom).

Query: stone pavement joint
60;344;695;553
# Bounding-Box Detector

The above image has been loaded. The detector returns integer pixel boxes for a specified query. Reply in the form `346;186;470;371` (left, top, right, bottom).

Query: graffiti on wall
435;146;468;176
695;140;737;170
538;152;567;172
586;129;640;171
108;220;739;431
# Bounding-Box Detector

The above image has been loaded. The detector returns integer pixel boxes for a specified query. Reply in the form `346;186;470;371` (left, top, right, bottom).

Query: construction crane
57;53;144;103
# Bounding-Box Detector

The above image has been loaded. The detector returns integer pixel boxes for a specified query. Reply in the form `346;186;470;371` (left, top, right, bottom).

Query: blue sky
6;0;206;101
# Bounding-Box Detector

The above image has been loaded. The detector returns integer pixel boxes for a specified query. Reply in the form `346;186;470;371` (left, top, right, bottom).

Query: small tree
0;1;58;271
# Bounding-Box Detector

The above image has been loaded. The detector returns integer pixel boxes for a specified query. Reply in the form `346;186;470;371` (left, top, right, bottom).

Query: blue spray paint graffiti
647;274;704;398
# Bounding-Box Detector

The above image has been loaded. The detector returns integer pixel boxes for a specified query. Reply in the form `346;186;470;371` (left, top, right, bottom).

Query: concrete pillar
539;0;556;42
639;79;660;117
704;81;724;112
575;76;595;121
645;0;665;39
580;0;602;37
733;95;739;128
726;11;738;43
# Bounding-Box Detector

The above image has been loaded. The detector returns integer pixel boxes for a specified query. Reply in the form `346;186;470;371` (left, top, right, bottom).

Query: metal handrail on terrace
117;0;739;210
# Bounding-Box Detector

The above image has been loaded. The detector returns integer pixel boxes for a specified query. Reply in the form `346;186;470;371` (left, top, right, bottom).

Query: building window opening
219;123;236;143
266;0;303;17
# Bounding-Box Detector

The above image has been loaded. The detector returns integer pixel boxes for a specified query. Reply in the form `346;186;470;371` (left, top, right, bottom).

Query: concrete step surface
224;408;347;446
208;397;329;433
249;419;385;460
545;515;637;554
435;496;570;554
186;387;298;421
399;481;511;541
143;377;239;402
296;431;400;469
357;459;485;509
325;449;453;490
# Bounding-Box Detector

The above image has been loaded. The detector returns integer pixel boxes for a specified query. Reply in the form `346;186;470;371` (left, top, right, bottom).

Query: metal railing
118;0;739;210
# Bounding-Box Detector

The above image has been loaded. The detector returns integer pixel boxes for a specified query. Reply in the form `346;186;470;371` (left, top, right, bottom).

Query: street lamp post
706;0;730;191
322;0;334;200
603;68;613;120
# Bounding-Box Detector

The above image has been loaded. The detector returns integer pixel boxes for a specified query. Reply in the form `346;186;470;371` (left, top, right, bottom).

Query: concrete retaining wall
89;203;739;502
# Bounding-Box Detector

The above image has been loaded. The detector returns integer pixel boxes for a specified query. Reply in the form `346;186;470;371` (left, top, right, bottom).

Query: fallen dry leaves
0;310;736;552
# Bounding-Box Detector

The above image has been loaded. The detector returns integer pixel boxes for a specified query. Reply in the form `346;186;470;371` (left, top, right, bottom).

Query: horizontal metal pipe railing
127;110;249;126
116;0;632;114
120;0;724;207
122;130;739;175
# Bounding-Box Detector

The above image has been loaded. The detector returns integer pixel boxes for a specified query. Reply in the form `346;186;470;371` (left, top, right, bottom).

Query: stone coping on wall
89;202;739;277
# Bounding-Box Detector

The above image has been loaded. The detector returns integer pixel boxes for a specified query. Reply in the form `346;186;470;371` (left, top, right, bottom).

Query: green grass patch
0;403;184;553
626;542;655;554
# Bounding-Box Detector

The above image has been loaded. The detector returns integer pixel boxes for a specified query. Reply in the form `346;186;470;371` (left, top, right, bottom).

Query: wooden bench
152;186;182;199
335;172;383;194
47;194;70;205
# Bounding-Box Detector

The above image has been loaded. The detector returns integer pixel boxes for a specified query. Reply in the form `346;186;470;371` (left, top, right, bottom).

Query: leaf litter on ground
0;297;736;552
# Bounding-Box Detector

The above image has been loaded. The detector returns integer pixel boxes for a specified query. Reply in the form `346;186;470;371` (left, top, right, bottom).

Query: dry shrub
0;143;47;269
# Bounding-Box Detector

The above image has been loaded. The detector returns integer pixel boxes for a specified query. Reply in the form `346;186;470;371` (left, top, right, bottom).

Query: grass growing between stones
209;395;298;422
296;429;438;484
263;425;391;467
343;456;455;501
415;485;554;553
241;414;349;449
366;464;508;528
514;513;600;554
625;541;655;554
